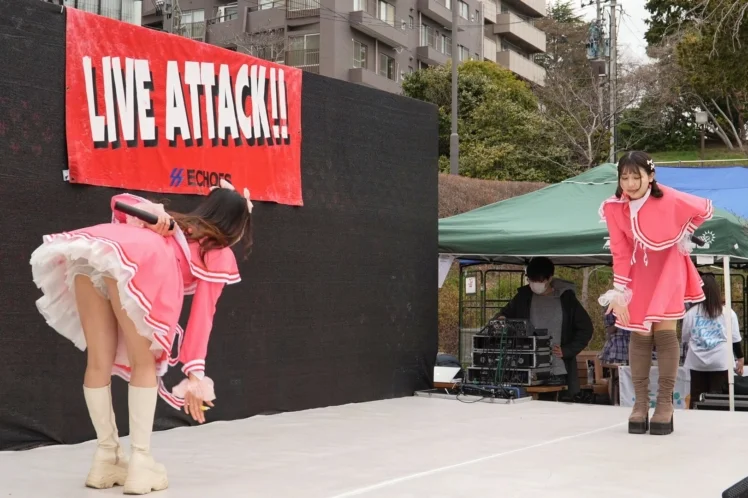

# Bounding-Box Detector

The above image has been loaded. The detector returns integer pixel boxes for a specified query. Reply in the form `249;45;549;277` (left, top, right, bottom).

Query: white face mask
529;281;548;295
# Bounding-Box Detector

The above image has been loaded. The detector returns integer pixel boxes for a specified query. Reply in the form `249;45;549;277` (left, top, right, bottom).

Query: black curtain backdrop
0;0;438;450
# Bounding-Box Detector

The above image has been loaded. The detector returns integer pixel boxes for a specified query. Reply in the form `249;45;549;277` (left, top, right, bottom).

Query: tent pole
723;255;735;412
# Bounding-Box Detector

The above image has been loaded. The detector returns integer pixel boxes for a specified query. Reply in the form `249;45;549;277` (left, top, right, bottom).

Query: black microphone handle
114;201;175;230
691;235;705;247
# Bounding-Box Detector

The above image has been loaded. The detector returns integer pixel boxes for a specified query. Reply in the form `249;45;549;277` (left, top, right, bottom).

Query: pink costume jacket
599;184;713;332
110;193;241;408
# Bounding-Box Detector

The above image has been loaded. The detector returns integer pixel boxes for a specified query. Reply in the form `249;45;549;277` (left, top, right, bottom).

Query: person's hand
184;390;214;424
737;358;744;376
552;345;563;358
606;302;629;326
147;214;175;237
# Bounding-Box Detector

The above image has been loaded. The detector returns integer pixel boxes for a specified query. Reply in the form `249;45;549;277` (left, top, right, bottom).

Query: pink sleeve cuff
172;376;216;402
181;359;206;379
598;286;633;307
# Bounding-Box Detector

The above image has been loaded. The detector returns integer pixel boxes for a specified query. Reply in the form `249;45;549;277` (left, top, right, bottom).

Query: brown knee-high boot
628;332;653;434
651;329;679;435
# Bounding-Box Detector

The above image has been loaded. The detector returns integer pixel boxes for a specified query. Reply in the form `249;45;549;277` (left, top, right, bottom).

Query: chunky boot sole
123;473;169;495
650;416;674;435
123;452;169;495
628;415;649;434
85;461;128;488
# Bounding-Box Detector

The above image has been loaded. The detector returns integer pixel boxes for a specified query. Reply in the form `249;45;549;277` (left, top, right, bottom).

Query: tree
533;2;660;167
231;27;287;63
402;60;575;182
673;8;748;153
644;0;696;46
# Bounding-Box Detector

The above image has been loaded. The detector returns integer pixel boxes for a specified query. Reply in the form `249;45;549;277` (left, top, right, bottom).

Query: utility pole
608;0;617;163
595;0;604;119
450;0;459;175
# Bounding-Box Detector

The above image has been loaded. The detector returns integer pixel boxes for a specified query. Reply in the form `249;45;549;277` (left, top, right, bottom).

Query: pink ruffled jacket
110;193;240;407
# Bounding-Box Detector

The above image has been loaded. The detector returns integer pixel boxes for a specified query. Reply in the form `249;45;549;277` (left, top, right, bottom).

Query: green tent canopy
438;163;748;266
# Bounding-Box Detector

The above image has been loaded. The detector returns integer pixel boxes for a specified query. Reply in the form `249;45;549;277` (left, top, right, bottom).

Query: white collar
629;187;651;218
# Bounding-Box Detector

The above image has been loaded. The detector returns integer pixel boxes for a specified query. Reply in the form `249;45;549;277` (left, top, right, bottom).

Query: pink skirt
30;223;184;376
619;244;705;333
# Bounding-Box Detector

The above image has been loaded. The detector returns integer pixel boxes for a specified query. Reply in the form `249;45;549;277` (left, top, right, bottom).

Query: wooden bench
526;385;567;401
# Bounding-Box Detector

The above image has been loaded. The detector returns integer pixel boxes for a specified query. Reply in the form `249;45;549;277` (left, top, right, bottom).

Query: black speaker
724;476;748;498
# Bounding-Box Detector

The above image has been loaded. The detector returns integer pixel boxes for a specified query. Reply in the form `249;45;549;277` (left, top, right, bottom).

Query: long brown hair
168;188;252;264
615;151;664;199
698;272;723;319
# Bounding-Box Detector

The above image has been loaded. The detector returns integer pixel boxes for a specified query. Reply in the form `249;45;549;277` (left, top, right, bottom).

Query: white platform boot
123;386;169;495
83;385;128;488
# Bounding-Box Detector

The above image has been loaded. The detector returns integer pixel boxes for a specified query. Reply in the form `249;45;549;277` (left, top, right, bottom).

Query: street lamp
695;111;708;161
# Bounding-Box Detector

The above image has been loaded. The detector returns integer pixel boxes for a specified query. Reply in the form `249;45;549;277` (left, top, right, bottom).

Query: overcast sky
574;0;651;63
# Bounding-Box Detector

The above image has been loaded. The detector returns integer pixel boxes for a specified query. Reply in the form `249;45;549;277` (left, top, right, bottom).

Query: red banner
65;9;303;206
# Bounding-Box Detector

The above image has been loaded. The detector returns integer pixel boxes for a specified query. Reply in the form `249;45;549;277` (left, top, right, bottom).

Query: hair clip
210;179;253;213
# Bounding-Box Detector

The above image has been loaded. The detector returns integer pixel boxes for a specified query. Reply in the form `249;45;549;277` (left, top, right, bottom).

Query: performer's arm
678;190;714;231
604;204;633;291
178;278;225;382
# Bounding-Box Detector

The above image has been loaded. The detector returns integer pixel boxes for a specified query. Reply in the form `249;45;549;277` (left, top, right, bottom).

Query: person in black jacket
500;257;593;396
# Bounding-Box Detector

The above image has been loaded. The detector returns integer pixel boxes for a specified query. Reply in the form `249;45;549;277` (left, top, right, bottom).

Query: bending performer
599;151;712;435
29;179;252;494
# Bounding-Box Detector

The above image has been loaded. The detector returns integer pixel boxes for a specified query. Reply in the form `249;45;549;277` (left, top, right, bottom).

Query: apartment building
142;0;546;93
57;0;143;24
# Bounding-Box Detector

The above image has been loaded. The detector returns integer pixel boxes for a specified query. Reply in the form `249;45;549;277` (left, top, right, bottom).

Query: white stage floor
2;396;746;497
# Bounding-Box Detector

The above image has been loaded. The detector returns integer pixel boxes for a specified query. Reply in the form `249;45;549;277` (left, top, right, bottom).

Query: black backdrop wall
0;0;438;450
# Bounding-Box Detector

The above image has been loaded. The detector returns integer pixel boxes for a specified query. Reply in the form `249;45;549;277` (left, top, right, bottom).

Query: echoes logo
169;168;232;188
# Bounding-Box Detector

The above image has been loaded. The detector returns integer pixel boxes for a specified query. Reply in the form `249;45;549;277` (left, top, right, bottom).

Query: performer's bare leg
75;275;118;388
74;275;128;488
105;277;168;495
651;319;678;435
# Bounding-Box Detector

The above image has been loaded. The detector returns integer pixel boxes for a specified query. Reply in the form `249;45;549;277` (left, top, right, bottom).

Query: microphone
114;201;175;230
691;235;705;247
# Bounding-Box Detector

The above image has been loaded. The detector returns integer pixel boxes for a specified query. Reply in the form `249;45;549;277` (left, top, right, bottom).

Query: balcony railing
285;49;320;73
286;0;320;18
252;0;287;10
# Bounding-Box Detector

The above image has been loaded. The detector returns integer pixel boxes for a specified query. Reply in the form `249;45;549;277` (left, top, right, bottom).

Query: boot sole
628;418;649;434
650;418;674;435
85;463;128;488
123;477;169;495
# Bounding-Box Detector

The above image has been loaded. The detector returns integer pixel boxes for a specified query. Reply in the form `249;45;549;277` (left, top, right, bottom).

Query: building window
444;0;451;10
409;15;414;28
378;53;396;81
287;33;320;69
217;3;238;20
408;66;414;73
353;0;367;11
377;0;395;26
458;45;469;61
475;9;479;20
458;0;468;19
353;40;368;68
442;34;452;56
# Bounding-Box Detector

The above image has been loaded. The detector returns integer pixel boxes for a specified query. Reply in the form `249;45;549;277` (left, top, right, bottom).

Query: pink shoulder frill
633;185;713;252
181;244;241;295
598;195;627;223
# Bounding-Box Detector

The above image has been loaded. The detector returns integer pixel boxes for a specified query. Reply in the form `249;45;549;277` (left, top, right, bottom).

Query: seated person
500;257;593;397
600;311;630;365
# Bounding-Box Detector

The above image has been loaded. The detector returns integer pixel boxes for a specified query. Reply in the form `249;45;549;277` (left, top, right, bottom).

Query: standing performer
598;151;713;435
29;179;252;494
